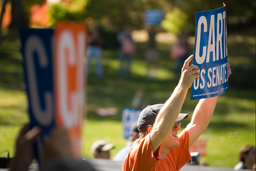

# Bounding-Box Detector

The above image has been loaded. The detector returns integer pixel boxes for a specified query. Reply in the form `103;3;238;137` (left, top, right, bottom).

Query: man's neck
158;147;169;159
158;138;180;159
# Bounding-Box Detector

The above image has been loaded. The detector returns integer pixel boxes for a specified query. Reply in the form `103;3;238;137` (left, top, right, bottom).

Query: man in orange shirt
123;55;231;171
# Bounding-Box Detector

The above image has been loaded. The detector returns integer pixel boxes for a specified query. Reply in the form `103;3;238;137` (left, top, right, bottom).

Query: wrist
10;159;31;171
176;82;189;93
10;154;32;170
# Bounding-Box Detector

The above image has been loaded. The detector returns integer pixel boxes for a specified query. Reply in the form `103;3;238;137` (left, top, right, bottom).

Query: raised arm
10;123;41;171
150;55;199;152
186;59;232;146
186;96;218;146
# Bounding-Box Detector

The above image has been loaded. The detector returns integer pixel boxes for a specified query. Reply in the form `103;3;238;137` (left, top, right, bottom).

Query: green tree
48;0;87;25
85;0;167;31
0;0;8;47
161;8;189;35
167;0;255;34
85;0;255;33
9;0;45;29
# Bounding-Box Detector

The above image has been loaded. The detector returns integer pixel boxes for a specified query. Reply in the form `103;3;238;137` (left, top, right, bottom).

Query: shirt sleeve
123;134;159;171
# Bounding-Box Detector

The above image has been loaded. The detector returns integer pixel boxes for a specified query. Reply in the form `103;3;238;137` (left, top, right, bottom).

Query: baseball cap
137;104;188;132
90;140;115;154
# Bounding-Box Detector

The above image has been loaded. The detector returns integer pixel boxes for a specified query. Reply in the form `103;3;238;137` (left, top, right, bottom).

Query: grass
0;28;255;168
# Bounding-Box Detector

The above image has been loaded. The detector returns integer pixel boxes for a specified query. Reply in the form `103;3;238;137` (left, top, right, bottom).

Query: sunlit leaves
161;8;188;35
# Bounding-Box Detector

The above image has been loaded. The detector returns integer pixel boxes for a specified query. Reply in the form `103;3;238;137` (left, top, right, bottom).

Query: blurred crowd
2;49;252;171
1;15;254;170
86;24;190;82
2;121;254;171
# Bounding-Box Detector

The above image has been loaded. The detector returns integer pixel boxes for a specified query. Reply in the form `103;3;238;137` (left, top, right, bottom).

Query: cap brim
176;113;188;122
101;143;115;151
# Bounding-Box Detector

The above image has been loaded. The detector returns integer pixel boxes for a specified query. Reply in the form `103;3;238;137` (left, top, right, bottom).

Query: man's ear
147;126;152;133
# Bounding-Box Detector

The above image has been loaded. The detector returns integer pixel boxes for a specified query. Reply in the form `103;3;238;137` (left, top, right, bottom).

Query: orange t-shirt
122;130;191;171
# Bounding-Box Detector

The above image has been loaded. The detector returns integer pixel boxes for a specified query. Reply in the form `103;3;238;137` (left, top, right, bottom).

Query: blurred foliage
23;0;45;11
48;0;87;25
84;0;255;34
99;27;120;50
229;65;255;89
167;0;255;35
84;0;167;31
5;0;45;29
3;0;255;32
3;0;255;84
161;8;190;35
227;34;255;89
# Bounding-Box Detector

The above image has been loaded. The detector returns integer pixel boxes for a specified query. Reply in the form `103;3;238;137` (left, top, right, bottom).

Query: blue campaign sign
145;10;164;25
122;108;142;139
191;6;228;100
20;29;55;137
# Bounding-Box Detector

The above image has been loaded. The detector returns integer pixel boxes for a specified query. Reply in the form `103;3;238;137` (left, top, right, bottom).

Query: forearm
154;84;188;137
187;96;218;146
151;55;199;151
188;58;231;145
10;157;31;171
191;96;218;129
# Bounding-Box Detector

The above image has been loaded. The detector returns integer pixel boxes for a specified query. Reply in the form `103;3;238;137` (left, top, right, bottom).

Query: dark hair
132;125;152;147
239;145;255;163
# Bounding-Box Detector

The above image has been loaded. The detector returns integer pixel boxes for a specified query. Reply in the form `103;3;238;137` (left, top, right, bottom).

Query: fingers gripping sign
180;55;200;89
227;58;232;78
11;123;41;170
181;55;194;72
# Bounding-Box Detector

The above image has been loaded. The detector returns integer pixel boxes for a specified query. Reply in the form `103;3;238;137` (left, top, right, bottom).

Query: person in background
113;123;139;162
117;26;135;82
145;26;159;79
10;123;97;171
123;55;232;171
170;31;189;78
86;26;104;78
90;140;115;159
234;145;256;170
131;89;146;110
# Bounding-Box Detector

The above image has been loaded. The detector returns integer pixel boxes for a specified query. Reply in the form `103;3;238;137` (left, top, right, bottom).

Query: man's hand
10;123;41;171
42;127;74;162
227;58;232;78
178;55;199;89
150;56;198;153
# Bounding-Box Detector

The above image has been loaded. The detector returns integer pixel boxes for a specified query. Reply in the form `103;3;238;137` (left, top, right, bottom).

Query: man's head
240;145;255;166
130;122;139;141
90;140;115;159
136;104;188;148
137;104;188;131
